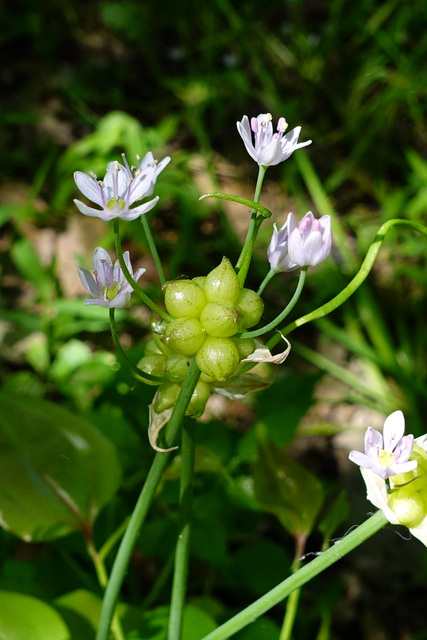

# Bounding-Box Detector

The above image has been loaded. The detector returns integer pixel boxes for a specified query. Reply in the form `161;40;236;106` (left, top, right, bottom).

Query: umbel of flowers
74;114;332;451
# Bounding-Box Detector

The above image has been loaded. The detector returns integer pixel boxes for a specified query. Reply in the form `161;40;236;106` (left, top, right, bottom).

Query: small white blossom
349;410;417;479
237;113;311;167
73;151;169;222
78;247;145;308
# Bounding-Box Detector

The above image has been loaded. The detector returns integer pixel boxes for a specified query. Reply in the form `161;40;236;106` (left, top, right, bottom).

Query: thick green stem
95;359;200;640
267;219;427;350
200;511;388;640
241;268;307;339
141;213;166;285
168;420;197;640
113;218;170;321
235;165;267;286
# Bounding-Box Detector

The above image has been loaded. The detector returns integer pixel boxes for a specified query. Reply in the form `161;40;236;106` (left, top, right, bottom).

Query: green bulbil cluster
137;257;264;418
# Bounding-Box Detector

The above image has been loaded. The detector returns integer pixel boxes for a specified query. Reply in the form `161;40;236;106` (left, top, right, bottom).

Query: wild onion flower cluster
74;115;333;449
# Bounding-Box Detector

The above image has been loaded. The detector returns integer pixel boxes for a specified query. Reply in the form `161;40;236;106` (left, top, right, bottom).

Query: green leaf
0;591;70;640
10;238;55;302
126;604;217;639
55;590;101;640
0;393;121;541
253;439;324;538
234;616;280;640
255;374;320;446
318;490;350;543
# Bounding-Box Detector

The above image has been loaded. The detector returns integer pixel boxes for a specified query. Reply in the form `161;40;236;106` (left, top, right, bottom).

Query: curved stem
279;587;301;640
257;267;278;296
95;359;200;640
200;510;388;640
241;268;307;339
141;213;166;285
113;218;170;321
168;419;197;640
109;308;166;384
267;219;427;350
235;165;267;286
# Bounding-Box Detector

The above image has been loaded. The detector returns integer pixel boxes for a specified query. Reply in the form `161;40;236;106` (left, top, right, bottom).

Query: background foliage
1;0;427;638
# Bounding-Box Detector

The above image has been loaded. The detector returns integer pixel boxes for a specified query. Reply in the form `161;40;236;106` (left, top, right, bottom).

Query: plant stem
86;538;125;640
235;165;267;286
279;587;301;640
168;419;197;640
267;218;427;350
199;510;388;640
257;267;278;296
109;308;166;384
241;268;307;339
113;218;170;321
141;213;166;285
95;359;200;640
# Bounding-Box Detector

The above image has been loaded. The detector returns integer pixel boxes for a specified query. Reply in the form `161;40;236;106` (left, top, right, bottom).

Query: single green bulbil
388;486;426;528
204;257;240;303
154;382;181;412
186;380;212;418
163;317;206;356
163;280;207;318
165;354;190;382
200;302;240;337
233;336;256;359
236;288;264;328
195;336;240;381
137;354;166;385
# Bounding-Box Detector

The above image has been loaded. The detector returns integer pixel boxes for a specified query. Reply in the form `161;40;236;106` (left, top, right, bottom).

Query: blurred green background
1;0;427;638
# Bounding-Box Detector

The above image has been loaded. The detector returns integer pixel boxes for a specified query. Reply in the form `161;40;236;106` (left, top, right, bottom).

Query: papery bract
237;113;311;168
78;247;145;308
287;211;332;268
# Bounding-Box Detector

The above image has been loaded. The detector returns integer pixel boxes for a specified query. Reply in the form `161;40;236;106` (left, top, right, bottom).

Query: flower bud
204;257;240;304
165;354;190;382
195;337;240;381
163;318;206;356
236;288;264;329
186;380;212;418
200;302;240;337
388;487;426;528
288;212;332;267
153;382;181;413
163;279;207;318
137;354;166;384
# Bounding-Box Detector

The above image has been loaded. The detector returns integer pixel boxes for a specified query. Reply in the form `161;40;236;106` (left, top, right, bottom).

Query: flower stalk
199;511;388;640
95;359;200;640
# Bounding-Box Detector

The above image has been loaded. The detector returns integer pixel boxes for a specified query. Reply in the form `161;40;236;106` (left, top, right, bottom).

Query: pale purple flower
267;219;298;272
287;211;332;267
349;410;417;480
78;247;145;308
237;113;311;167
73;156;162;222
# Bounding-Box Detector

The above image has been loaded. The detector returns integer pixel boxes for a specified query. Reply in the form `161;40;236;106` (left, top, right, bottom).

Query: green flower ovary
107;197;126;211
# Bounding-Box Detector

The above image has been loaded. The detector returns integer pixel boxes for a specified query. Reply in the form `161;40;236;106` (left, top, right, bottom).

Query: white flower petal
74;172;104;206
120;197;159;221
77;267;100;298
73;199;110;220
383;410;405;451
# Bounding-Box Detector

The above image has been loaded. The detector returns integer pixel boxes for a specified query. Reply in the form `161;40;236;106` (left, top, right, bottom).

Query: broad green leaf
0;393;121;541
10;238;55;302
0;591;70;640
318;490;350;543
55;590;101;640
235;616;280;640
231;539;291;596
253;439;323;538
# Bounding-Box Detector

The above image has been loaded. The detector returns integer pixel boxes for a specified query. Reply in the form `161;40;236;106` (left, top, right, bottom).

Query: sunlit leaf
0;591;70;640
0;393;121;541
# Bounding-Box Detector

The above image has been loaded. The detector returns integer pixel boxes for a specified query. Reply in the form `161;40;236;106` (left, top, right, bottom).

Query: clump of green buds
137;257;264;418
